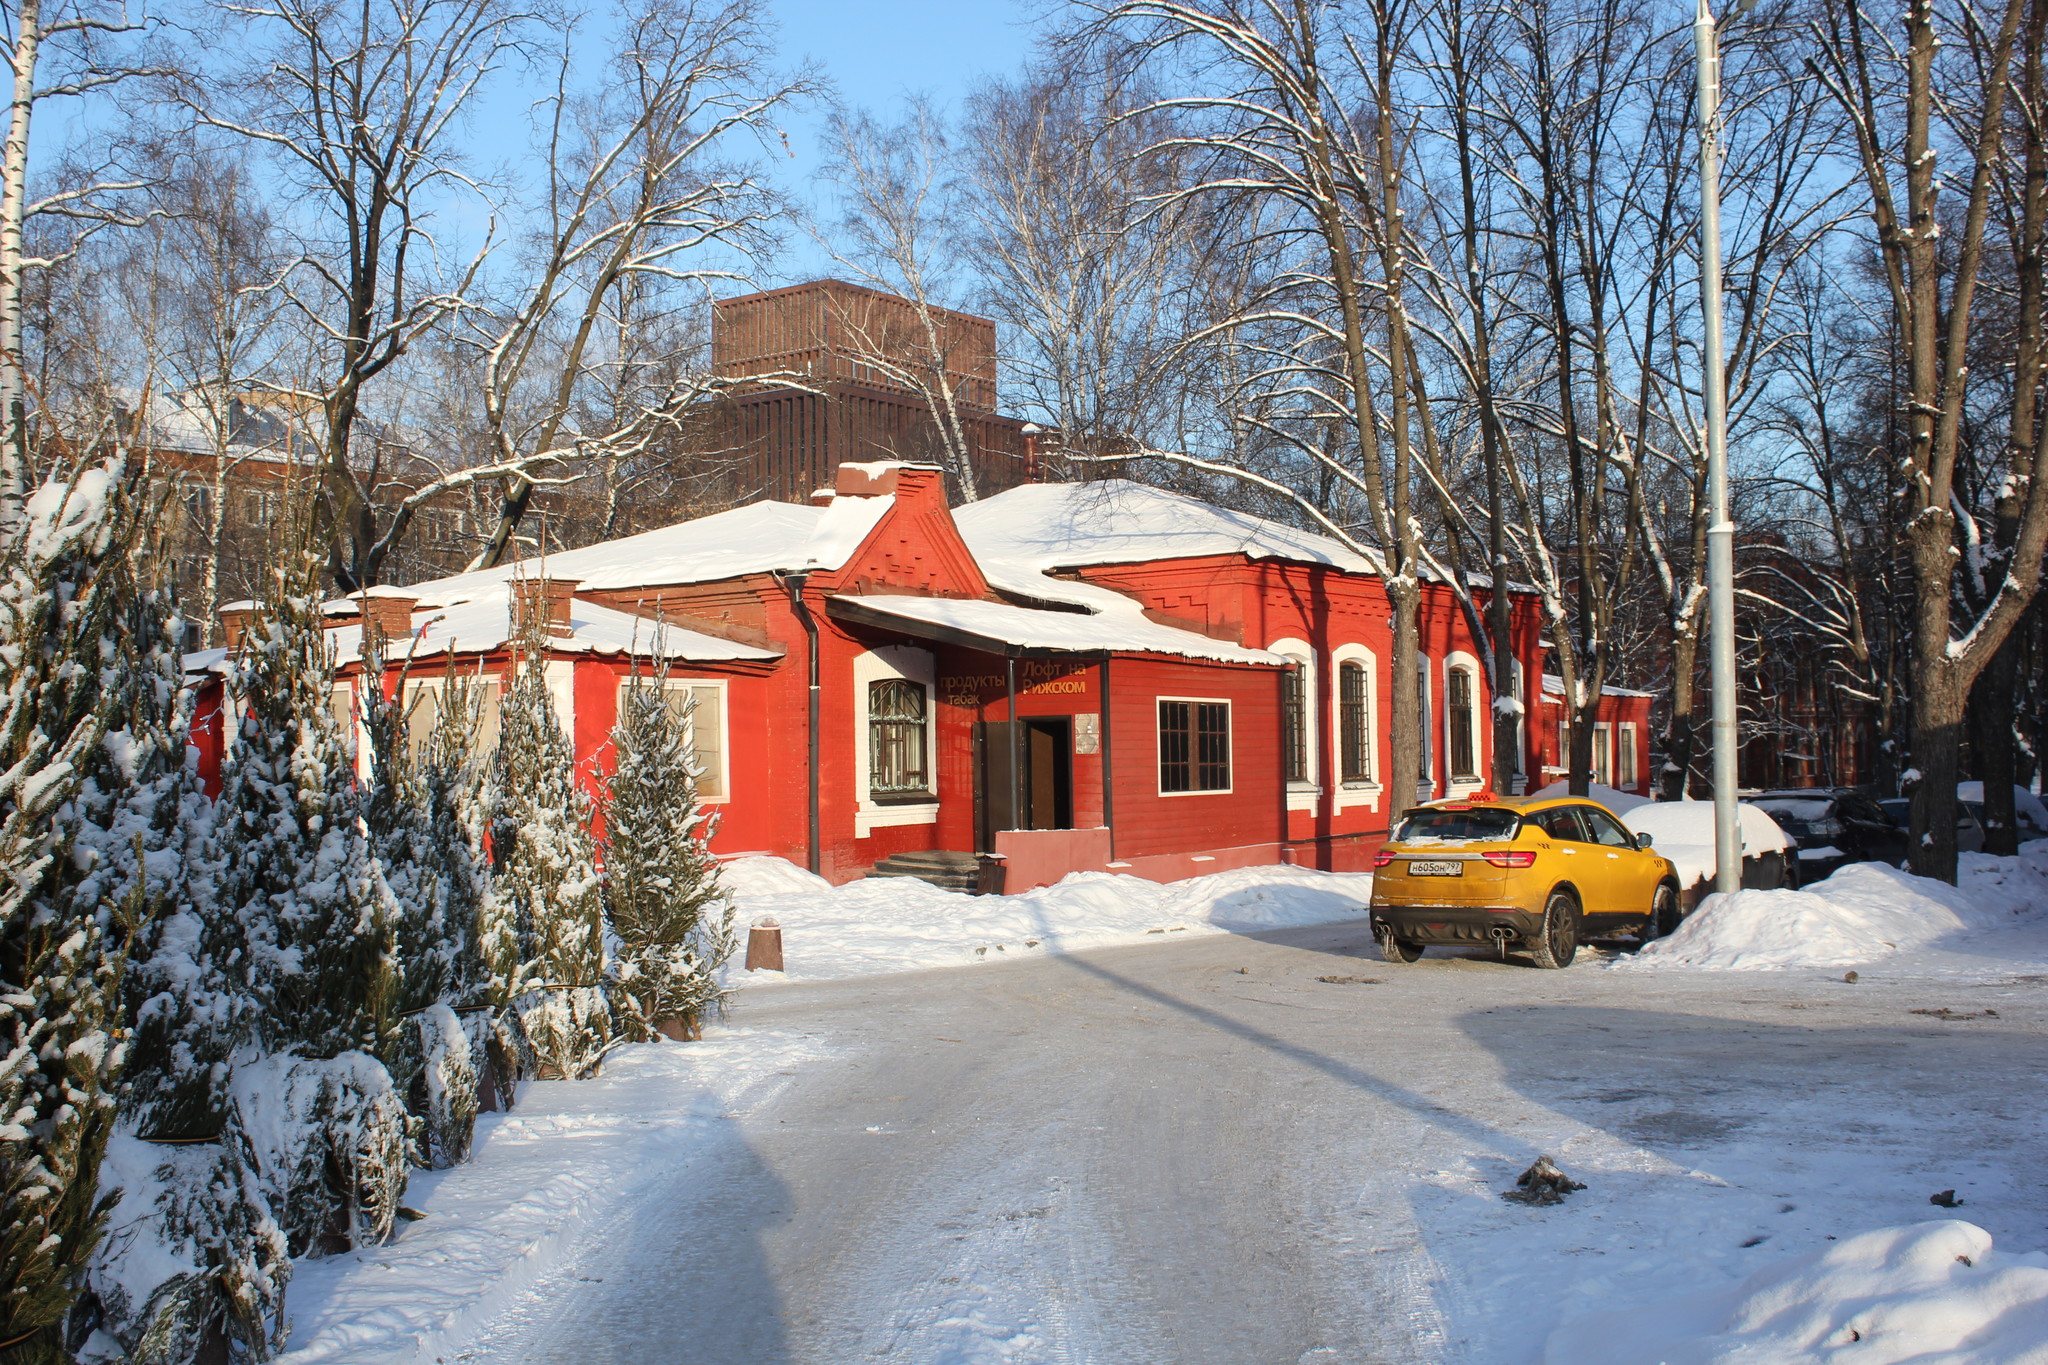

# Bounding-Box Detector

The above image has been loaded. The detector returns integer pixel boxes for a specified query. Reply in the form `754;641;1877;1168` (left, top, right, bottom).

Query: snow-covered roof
1540;672;1656;701
185;587;780;677
955;480;1384;581
354;496;891;610
832;594;1283;666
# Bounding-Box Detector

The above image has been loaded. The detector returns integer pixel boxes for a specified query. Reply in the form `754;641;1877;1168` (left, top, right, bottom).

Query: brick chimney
510;577;581;639
357;591;419;643
217;601;256;648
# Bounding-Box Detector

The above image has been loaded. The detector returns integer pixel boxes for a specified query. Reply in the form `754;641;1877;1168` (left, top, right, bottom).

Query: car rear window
1392;807;1521;842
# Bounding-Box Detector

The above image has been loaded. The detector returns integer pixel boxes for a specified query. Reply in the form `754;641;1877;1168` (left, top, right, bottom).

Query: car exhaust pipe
1489;925;1515;961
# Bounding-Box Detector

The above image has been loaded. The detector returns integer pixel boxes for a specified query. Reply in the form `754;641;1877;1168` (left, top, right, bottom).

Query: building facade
188;465;1653;888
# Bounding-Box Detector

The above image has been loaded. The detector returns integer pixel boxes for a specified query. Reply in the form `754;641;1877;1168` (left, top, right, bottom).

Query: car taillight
1373;851;1398;868
1481;850;1537;868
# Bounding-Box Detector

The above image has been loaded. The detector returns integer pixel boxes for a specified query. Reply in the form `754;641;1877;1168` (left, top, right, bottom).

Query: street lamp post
1695;0;1751;895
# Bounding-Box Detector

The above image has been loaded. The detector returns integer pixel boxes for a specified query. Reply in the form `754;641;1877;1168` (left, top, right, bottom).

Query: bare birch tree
183;0;521;589
0;0;153;520
465;0;812;568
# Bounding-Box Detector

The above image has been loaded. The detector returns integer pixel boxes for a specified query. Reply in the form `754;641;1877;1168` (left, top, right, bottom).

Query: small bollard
746;917;784;972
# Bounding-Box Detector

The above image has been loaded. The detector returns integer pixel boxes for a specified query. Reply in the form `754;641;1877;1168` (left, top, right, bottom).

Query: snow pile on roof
718;857;1375;984
187;586;780;675
1545;1219;2048;1365
271;1030;831;1365
955;479;1382;578
1532;780;1654;815
1622;800;1795;889
1621;853;2046;971
376;495;889;609
841;594;1282;666
330;587;780;667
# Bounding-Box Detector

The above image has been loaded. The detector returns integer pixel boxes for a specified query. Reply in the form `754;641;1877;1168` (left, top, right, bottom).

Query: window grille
1159;700;1231;793
1448;668;1477;779
1282;664;1308;782
1339;661;1371;781
868;678;930;799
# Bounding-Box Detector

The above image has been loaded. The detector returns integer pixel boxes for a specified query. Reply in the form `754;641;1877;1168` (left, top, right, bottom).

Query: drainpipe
1007;655;1022;834
777;570;822;875
1100;652;1115;863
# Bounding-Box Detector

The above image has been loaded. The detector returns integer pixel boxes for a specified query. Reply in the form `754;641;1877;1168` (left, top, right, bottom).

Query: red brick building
189;465;1651;888
708;280;1032;502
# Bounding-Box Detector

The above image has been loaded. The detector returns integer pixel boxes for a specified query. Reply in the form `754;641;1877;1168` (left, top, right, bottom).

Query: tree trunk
1969;633;2021;855
1663;628;1701;801
0;0;41;522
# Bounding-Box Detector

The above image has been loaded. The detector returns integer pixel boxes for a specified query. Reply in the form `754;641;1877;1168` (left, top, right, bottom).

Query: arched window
1281;663;1309;783
1448;666;1478;780
1339;661;1371;781
868;678;930;800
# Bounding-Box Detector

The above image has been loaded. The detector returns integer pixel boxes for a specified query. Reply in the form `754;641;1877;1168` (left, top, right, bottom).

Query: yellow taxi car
1368;793;1681;968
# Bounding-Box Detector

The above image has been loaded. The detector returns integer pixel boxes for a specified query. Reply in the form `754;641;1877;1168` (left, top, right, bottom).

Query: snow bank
1623;800;1795;891
1545;1220;2048;1365
719;858;1376;984
1624;849;2048;971
1530;780;1652;814
276;1030;827;1365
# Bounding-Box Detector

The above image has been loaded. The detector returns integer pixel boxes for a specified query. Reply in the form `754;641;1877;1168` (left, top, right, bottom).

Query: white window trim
1510;660;1529;791
330;679;370;779
616;676;732;804
1618;720;1639;790
1417;655;1436;801
1444;650;1486;796
544;659;576;739
1156;694;1234;797
1593;720;1614;787
1270;637;1319;811
854;646;938;835
1330;644;1382;811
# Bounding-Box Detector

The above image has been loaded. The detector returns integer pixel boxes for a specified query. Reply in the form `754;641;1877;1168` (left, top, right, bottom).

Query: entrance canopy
827;594;1282;666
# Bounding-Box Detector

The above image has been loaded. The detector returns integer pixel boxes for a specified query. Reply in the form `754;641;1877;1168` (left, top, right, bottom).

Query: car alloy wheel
1530;890;1578;969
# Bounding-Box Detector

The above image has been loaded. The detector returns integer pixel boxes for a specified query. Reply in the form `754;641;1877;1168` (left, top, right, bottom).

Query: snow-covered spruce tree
78;524;296;1365
358;629;494;1166
209;568;408;1261
426;666;519;1122
604;672;735;1042
0;462;165;1364
491;615;610;1079
358;632;465;1166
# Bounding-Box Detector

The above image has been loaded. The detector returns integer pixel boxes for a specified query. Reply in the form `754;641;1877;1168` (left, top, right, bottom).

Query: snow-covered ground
277;1029;831;1364
276;852;2048;1364
720;856;1377;984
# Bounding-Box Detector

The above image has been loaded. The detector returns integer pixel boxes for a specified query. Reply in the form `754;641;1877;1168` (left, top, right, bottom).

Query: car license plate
1407;860;1463;876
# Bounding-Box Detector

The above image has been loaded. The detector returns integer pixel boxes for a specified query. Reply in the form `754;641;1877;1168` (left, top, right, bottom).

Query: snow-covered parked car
1746;788;1905;882
1620;800;1798;914
1955;782;2048;840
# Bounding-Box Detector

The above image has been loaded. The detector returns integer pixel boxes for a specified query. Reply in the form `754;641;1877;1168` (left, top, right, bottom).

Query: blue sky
764;0;1043;280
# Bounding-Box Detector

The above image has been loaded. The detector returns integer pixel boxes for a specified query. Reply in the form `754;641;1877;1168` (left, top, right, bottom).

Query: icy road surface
452;926;2048;1365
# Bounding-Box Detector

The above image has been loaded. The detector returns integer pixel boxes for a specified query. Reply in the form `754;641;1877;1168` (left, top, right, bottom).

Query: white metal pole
1696;0;1743;895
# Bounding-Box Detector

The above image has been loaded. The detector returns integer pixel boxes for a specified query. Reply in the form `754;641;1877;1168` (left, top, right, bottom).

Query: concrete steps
865;850;985;894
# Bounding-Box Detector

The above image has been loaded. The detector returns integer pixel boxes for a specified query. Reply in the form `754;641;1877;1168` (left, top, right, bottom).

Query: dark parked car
1879;798;1987;855
1748;789;1907;881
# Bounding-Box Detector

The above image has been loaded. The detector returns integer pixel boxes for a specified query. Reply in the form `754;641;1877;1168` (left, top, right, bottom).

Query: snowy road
450;924;2048;1365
